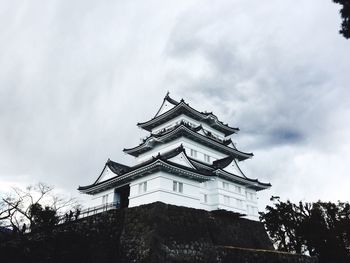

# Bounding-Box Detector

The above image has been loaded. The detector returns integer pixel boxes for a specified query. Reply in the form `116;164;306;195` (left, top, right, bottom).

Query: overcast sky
1;0;349;209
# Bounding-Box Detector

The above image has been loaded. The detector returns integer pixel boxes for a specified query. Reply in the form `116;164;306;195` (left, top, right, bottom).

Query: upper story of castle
123;93;253;164
79;93;271;197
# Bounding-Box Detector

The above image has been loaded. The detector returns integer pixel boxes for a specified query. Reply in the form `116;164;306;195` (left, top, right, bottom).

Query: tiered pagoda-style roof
78;145;271;195
137;93;239;136
123;120;253;160
78;92;271;205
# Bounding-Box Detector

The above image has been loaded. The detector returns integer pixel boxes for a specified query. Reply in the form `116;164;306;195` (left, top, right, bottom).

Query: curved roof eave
78;158;211;194
214;169;271;191
91;163;108;185
124;124;253;159
153;92;179;118
137;100;238;136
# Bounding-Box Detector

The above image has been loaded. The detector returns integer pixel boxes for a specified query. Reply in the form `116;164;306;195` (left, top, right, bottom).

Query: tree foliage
260;197;350;263
333;0;350;39
28;203;58;232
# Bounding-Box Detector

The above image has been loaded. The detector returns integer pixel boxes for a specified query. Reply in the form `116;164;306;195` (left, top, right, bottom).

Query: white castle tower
78;93;271;220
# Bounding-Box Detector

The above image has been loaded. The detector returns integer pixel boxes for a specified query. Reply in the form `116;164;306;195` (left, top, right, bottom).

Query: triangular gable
96;165;118;184
197;128;206;136
168;151;196;169
154;97;177;117
228;141;237;149
222;158;246;177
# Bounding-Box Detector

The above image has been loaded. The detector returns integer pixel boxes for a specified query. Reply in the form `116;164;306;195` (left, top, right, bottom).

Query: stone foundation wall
217;247;317;263
0;202;317;263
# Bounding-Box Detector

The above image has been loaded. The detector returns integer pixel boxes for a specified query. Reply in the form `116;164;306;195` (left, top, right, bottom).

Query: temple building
78;93;271;220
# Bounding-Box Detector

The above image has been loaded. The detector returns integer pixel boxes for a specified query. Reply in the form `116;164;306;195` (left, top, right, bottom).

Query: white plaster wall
245;189;259;220
198;178;260;220
199;180;219;210
136;137;228;164
151;114;226;139
183;143;223;164
89;174;260;220
129;171;202;209
88;188;115;207
208;179;247;213
129;173;160;197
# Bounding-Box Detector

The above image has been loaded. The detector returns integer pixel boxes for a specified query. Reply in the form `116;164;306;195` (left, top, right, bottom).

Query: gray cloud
163;0;350;206
0;0;349;209
165;1;349;150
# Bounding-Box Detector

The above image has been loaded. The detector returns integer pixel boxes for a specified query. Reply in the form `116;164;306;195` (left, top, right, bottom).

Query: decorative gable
154;93;178;117
96;166;117;184
168;151;196;169
223;159;246;177
155;101;176;117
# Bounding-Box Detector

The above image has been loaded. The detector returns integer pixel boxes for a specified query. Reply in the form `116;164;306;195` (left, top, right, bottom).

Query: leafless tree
0;200;15;223
1;182;78;231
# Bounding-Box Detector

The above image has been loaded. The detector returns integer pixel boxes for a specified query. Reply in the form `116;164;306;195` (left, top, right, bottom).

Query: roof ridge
79;156;271;193
137;96;239;135
107;159;130;168
124;123;253;160
164;92;179;105
151;122;232;145
212;156;234;168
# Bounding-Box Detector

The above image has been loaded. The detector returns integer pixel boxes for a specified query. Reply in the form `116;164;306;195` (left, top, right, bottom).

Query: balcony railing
79;201;120;218
58;202;120;224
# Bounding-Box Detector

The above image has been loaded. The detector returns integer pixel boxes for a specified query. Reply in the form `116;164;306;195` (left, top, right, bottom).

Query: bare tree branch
1;182;79;231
